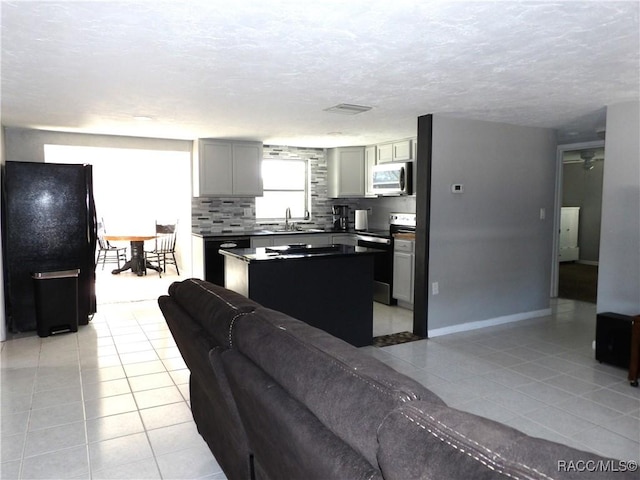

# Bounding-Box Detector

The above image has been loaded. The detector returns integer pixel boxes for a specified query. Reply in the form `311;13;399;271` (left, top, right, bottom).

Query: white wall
4;128;192;162
428;116;557;334
597;101;640;315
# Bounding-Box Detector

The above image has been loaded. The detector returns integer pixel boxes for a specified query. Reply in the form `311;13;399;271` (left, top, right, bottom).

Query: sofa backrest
221;348;383;480
168;278;259;346
229;306;445;469
377;401;635;480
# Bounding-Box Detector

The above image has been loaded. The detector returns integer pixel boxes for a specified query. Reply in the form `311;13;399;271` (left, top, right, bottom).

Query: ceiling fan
563;149;605;171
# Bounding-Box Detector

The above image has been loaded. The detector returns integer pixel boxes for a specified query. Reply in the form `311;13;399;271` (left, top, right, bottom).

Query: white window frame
256;158;310;221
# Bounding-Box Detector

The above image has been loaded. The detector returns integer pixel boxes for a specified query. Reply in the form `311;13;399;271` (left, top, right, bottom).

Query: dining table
103;235;161;276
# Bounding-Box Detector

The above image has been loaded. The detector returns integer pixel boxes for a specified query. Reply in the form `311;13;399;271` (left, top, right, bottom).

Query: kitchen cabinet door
393;239;415;304
232;142;263;196
365;146;376;196
195;139;263;196
198;141;233;196
251;237;273;248
377;139;414;164
328;147;365;198
377;143;393;163
392;139;412;161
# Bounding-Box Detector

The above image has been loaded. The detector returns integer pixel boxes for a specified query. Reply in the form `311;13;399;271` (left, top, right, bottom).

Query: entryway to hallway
555;143;605;305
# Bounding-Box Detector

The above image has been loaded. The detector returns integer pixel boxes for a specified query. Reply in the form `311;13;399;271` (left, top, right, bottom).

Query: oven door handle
356;235;391;245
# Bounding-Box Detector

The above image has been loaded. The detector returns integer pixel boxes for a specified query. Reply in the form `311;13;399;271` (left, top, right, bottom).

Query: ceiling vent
324;103;372;115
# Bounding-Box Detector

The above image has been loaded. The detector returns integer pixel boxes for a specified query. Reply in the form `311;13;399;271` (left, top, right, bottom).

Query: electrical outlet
432;282;439;295
539;208;546;220
243;208;252;217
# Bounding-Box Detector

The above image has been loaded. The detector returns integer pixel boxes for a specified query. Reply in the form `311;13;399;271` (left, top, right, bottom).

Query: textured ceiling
1;1;638;147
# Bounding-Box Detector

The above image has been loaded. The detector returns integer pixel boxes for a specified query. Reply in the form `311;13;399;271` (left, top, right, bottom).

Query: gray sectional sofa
158;278;634;480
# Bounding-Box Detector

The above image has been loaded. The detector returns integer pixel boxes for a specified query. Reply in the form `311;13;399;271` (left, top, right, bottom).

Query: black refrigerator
2;161;98;332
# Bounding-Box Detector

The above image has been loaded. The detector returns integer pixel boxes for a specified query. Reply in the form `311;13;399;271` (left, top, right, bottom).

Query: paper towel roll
355;210;368;231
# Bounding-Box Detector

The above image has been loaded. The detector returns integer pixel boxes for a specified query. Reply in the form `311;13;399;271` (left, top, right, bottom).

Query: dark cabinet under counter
192;234;251;286
219;245;380;346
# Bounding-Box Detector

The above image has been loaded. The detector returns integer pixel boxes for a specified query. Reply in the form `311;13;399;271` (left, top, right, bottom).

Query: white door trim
551;140;605;297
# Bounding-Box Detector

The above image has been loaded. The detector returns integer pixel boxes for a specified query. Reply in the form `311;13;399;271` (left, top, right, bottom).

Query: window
256;159;308;220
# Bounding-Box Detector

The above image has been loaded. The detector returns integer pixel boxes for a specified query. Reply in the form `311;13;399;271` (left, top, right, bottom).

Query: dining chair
145;221;179;277
96;218;127;270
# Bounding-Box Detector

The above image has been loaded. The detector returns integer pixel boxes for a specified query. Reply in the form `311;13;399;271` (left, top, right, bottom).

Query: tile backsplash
192;145;333;234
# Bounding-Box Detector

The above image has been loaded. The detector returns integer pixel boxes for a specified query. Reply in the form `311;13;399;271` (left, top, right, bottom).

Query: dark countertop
219;244;384;262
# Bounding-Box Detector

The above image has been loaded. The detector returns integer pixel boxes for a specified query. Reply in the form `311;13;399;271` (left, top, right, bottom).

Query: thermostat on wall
451;183;464;194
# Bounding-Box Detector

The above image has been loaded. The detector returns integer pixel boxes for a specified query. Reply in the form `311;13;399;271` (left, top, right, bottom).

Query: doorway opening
44;145;191;304
553;142;605;304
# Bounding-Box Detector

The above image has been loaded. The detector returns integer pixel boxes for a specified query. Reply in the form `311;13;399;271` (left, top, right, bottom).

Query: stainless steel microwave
371;162;412;195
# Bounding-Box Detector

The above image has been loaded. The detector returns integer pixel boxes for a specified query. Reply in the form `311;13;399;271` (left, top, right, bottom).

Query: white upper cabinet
194;139;263;197
392;139;412;161
376;138;414;164
328;146;365;198
365;146;376;196
377;143;393;163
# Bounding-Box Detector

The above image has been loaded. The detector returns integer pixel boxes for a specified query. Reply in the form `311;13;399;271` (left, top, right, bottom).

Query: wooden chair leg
172;252;180;275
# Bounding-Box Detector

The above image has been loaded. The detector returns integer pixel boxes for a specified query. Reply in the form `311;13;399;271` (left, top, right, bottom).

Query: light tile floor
363;299;640;463
2;270;638;479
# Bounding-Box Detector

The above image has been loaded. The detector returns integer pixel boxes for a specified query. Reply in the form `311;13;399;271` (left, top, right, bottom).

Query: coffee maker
332;205;349;231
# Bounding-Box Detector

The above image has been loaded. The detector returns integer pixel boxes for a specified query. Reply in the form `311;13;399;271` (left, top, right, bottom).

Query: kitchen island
219;244;382;347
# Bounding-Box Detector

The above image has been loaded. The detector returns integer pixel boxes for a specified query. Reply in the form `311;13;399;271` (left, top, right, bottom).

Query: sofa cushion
168;278;259;346
377;401;635;480
230;306;444;468
220;349;383;480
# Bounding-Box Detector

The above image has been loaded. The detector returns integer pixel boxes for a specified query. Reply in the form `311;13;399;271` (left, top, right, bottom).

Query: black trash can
32;269;80;337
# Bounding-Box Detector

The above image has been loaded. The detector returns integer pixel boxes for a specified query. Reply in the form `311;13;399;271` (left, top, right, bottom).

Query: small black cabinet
595;312;633;368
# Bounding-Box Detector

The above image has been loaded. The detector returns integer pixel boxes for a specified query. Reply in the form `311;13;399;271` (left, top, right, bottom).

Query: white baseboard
427;308;552;338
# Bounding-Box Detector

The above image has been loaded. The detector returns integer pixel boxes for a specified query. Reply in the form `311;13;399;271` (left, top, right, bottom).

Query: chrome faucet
285;207;292;231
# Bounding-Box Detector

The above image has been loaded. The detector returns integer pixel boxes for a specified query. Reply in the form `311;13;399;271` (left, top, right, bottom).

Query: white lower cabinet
251;237;274;248
393;238;415;304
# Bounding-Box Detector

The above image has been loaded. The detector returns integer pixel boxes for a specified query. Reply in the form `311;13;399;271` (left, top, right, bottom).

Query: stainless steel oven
356;213;416;305
355;232;393;304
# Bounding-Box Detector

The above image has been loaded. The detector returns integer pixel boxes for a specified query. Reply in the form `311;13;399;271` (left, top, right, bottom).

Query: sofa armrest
377;401;636;480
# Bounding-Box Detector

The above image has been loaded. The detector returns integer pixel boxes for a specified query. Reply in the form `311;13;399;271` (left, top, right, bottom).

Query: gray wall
562;159;604;263
597;101;640;315
428;116;557;332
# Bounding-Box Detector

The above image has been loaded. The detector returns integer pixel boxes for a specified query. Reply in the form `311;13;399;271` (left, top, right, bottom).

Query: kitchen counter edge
219;245;383;263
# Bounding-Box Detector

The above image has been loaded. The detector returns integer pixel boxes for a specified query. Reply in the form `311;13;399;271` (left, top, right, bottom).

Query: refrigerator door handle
86;165;98;255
